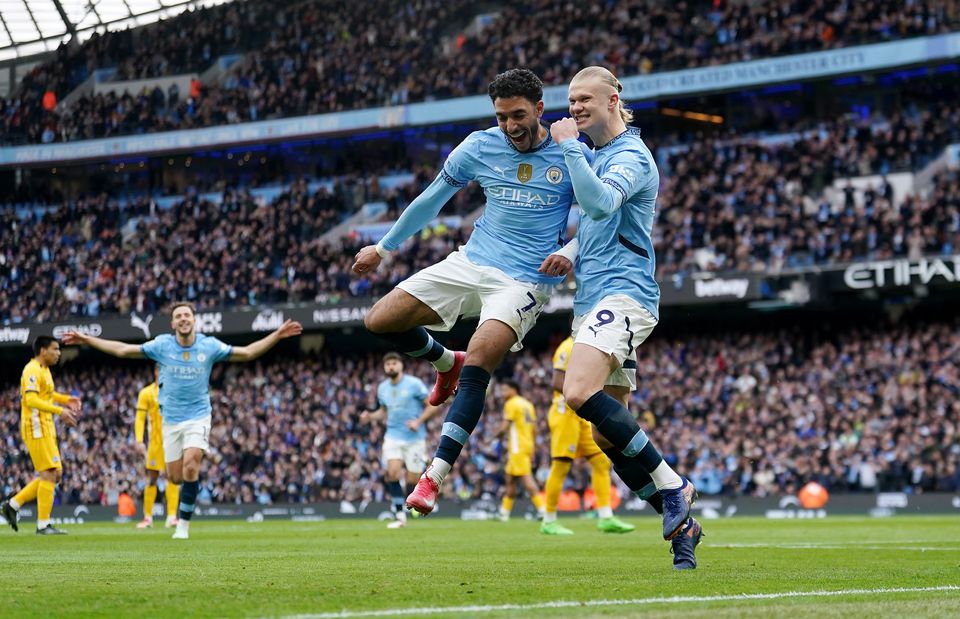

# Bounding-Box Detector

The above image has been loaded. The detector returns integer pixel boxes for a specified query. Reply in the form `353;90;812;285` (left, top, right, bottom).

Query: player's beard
385;369;399;379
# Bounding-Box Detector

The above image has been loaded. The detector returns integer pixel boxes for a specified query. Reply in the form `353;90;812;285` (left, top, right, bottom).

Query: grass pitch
1;515;958;618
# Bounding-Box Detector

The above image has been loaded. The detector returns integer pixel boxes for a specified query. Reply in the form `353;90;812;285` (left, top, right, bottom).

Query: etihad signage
841;256;960;290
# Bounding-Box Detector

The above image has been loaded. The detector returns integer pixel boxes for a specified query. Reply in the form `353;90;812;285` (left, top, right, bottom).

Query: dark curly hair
488;69;543;104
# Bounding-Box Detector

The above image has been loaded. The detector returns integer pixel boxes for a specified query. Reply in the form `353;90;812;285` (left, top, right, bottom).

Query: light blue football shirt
377;374;429;442
141;333;233;424
559;127;661;320
379;126;583;285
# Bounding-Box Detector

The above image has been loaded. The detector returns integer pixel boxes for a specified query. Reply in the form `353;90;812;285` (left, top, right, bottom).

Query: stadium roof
0;0;236;62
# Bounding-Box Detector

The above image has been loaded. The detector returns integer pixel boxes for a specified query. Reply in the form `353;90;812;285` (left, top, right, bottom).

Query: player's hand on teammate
405;419;420;431
60;330;87;346
351;246;383;276
274;319;303;339
550;117;580;143
538;254;573;277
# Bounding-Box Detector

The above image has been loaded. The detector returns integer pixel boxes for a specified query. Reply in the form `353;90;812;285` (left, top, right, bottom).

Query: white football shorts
162;415;212;462
397;248;552;352
382;437;428;472
571;294;658;391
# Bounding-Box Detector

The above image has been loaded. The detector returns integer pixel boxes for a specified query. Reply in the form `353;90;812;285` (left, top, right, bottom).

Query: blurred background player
1;336;81;535
496;379;545;522
134;365;180;529
549;66;702;567
360;352;443;528
63;302;302;539
540;335;634;535
351;69;580;516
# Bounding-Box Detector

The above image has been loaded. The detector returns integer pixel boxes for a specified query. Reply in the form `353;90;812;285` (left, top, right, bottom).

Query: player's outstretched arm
62;331;144;359
229;319;303;362
351;174;460;276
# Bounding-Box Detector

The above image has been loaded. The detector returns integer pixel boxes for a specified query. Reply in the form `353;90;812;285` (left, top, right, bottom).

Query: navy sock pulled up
178;479;200;522
577;391;665;474
433;366;491;466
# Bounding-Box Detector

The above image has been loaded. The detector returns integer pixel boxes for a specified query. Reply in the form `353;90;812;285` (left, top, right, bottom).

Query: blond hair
571;66;633;124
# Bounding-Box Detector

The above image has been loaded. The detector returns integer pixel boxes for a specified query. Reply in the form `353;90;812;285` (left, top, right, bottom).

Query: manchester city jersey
380;126;585;285
377;375;429;442
141;333;233;424
442;127;583;284
559;127;661;320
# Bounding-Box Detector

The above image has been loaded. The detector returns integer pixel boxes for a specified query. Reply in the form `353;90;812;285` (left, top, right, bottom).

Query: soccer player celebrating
547;66;702;569
495;380;545;522
540;335;634;535
134;365;180;529
62;302;302;539
2;336;81;535
360;352;443;528
351;69;583;515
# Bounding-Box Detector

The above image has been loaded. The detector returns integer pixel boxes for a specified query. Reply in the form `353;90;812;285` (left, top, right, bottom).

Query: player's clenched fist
550;117;580;143
352;245;383;275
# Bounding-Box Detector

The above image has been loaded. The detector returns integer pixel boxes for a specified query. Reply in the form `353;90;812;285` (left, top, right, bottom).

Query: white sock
426;459;451;484
431;348;455;372
9;498;20;510
37;519;50;529
542;511;557;523
597;506;614;519
651;461;683;490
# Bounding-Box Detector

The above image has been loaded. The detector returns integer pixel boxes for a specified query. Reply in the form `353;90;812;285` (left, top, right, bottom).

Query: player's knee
562;386;591;412
363;304;387;333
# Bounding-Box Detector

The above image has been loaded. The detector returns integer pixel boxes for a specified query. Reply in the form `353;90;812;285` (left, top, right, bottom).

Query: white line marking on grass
719;543;960;552
272;585;960;619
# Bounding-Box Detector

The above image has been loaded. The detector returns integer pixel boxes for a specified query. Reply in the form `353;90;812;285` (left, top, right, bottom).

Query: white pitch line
270;585;960;619
718;543;960;551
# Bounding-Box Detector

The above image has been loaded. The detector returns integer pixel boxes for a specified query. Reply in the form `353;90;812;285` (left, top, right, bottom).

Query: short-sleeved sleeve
504;399;518;422
413;378;429;402
141;337;165;362
136;387;150;412
440;133;478;188
205;336;233;363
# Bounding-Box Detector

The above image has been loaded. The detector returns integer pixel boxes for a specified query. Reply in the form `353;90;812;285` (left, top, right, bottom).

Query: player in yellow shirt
496;380;545;521
1;336;81;535
134;365;180;529
540;336;634;535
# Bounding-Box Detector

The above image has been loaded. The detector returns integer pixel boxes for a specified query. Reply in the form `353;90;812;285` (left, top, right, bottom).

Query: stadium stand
3;0;959;144
2;317;957;506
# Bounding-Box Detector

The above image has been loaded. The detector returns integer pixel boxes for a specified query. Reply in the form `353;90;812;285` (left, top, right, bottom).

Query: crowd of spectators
4;0;959;144
3;108;958;324
2;317;957;510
